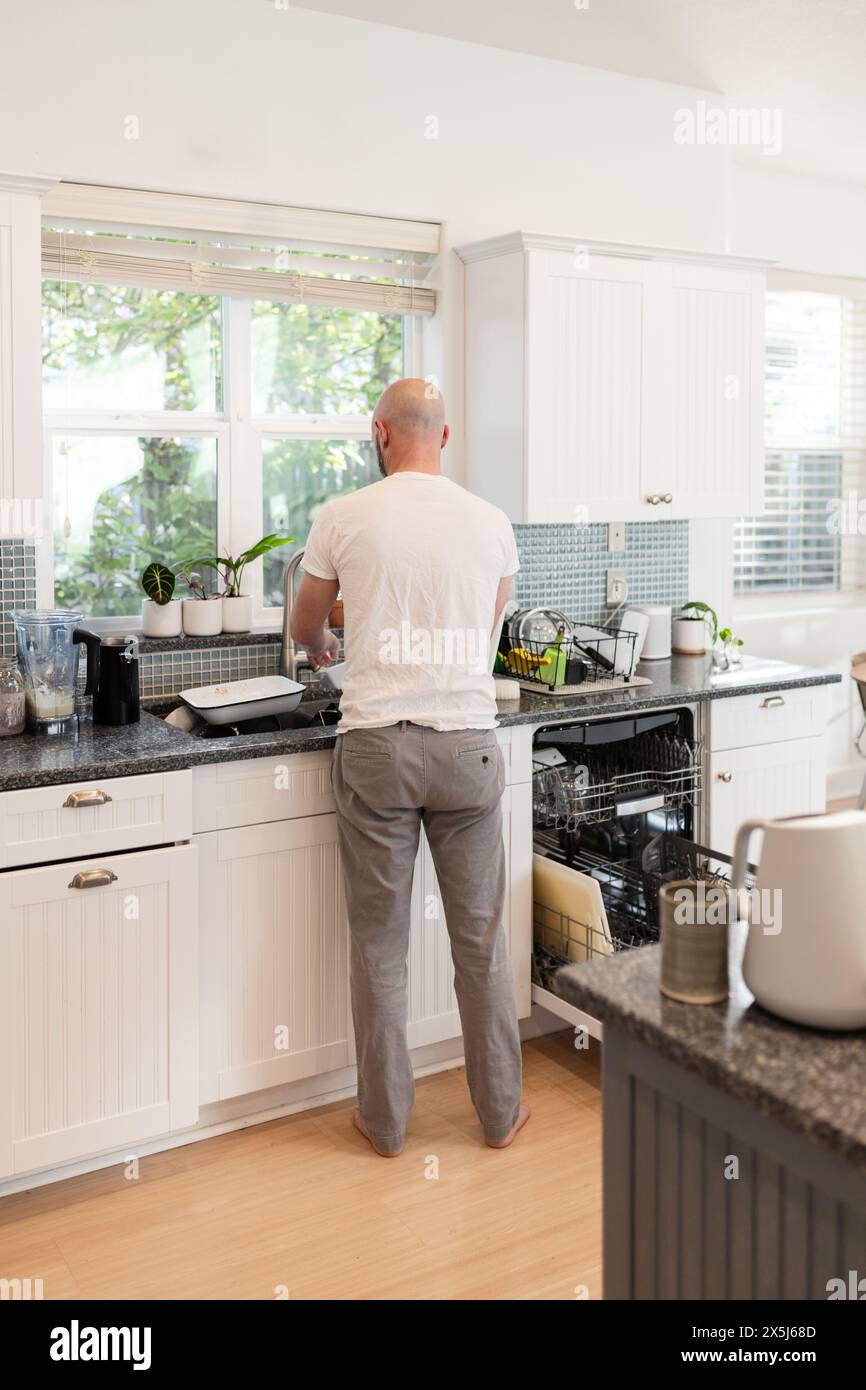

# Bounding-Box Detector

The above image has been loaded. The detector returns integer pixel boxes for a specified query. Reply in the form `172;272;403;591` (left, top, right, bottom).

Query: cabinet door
709;738;826;859
645;264;764;519
0;845;198;1179
406;783;532;1049
197;816;349;1103
526;250;654;522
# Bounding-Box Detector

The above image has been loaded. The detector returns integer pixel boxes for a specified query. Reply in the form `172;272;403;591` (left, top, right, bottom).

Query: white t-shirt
301;472;519;732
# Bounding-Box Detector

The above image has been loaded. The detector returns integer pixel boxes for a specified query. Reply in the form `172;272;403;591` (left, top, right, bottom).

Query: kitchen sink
165;696;342;738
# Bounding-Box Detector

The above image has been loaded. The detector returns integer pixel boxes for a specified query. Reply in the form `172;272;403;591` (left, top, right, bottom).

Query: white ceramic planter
672;617;707;655
182;597;222;637
142;598;182;638
221;594;253;633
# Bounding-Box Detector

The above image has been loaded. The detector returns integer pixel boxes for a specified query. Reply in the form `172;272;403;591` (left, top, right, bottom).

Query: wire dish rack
502;623;639;695
531;833;752;992
533;732;702;830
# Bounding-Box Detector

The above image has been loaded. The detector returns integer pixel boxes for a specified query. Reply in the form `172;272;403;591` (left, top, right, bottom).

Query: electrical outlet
607;522;625;553
607;569;627;606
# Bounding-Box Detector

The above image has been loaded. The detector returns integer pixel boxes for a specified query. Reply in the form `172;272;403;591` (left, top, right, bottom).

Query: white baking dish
178;674;306;725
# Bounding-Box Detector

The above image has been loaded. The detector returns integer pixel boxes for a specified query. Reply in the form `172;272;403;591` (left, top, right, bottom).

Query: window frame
40;290;419;632
733;269;866;614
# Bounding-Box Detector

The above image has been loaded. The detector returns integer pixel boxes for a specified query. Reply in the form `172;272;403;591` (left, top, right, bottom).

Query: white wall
0;0;730;481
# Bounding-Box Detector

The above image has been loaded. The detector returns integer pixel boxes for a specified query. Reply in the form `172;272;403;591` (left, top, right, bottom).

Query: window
734;277;866;596
40;188;438;624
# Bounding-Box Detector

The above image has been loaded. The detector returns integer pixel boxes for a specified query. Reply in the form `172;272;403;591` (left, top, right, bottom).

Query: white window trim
733;268;866;614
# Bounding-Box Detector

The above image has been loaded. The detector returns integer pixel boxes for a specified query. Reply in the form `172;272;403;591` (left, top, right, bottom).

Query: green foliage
140;562;176;605
181;533;295;598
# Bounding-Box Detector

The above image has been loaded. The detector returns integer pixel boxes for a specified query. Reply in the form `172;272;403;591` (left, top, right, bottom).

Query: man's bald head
372;378;449;476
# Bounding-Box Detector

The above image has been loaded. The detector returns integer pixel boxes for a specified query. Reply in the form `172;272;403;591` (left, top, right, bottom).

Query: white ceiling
293;0;866;185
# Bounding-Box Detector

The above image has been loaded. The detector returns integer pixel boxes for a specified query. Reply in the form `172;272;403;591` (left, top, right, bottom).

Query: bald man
292;378;529;1157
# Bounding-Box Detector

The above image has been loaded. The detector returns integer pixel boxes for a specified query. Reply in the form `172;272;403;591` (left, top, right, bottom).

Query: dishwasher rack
532;735;703;830
531;832;750;994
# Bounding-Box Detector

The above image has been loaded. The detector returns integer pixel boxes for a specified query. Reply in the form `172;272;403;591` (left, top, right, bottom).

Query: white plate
179;674;306;725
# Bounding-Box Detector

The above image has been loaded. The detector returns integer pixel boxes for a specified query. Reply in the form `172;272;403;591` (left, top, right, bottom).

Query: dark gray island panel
558;937;866;1301
602;1029;866;1300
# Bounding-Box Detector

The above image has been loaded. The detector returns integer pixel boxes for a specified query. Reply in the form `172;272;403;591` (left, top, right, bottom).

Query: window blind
734;274;866;596
40;184;438;316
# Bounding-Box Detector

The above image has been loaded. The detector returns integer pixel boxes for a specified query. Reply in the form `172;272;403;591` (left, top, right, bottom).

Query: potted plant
672;600;718;656
140;562;182;638
183;533;295;634
177;570;223;637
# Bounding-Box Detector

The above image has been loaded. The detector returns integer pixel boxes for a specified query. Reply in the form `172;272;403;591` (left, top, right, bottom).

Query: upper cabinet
457;233;770;524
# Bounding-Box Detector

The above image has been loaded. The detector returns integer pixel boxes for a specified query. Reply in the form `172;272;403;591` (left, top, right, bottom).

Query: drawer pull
717;771;733;783
63;789;113;809
662;492;673;503
645;494;661;506
760;695;786;709
68;868;119;890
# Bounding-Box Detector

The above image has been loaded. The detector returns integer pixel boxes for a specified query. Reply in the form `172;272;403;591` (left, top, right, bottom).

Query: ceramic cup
659;878;731;1005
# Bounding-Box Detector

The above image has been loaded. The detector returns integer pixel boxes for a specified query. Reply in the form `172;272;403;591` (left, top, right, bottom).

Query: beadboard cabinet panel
197;815;350;1104
651;264;765;519
526;251;652;522
0;844;198;1177
709;738;826;859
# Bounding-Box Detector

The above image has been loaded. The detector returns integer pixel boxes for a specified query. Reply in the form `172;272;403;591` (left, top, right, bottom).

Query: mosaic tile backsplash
0;523;689;696
513;520;689;624
139;642;279;698
0;541;37;657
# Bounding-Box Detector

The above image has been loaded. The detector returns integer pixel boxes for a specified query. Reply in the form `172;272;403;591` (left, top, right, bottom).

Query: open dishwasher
531;706;715;1038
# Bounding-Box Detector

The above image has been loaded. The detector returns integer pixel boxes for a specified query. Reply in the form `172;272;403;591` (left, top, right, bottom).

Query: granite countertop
556;927;866;1172
0;653;840;792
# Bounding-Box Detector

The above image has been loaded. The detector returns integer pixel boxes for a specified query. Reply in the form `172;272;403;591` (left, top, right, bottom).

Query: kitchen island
557;931;866;1301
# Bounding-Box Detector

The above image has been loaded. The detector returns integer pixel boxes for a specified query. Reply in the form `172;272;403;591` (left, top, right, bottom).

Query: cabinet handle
68;868;119;890
760;695;786;709
63;789;113;809
717;771;733;783
645;494;661;506
662;493;673;504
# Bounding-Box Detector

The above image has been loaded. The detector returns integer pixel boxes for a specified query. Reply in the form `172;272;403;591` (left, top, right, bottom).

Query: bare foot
352;1108;403;1157
485;1102;531;1149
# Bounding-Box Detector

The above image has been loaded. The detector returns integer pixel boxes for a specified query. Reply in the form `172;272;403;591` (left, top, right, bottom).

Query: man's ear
441;424;450;449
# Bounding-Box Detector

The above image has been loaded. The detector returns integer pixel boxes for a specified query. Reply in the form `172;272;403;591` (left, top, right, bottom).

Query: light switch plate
607;522;625;553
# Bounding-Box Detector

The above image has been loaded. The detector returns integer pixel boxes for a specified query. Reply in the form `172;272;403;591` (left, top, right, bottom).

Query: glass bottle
0;656;26;736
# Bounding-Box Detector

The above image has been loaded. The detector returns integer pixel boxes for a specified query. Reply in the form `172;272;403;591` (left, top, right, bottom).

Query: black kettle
74;631;141;726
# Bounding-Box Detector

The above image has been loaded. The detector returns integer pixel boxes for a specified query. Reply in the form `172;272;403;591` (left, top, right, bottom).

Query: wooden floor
0;1031;602;1301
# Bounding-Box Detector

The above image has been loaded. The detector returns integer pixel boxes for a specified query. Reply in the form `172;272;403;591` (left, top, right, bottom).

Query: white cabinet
459;232;768;523
649;263;764;518
0;844;198;1178
707;688;829;857
708;741;826;859
197;815;350;1104
525;251;652;522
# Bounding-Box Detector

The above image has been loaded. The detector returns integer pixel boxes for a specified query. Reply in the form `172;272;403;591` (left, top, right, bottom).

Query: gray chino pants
332;722;523;1153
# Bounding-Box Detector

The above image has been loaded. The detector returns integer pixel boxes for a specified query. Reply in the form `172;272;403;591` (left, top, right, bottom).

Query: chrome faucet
280;549;307;682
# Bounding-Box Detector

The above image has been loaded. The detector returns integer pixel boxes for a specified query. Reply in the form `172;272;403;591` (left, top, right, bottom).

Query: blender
11;610;97;735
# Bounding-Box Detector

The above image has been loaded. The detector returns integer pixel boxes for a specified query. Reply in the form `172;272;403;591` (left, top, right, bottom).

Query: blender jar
11;610;90;735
